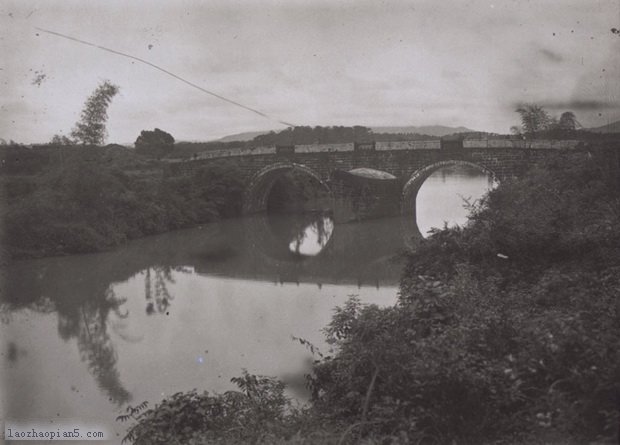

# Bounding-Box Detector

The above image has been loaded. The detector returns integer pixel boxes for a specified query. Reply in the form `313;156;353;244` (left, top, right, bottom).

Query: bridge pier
330;169;402;223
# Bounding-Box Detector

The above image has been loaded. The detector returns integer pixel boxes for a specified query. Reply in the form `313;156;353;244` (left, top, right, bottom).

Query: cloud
2;0;620;142
543;100;620;111
539;49;564;63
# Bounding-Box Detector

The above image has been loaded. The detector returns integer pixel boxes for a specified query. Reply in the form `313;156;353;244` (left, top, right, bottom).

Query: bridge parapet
295;143;354;153
178;139;583;163
376;140;441;150
463;139;581;149
192;145;276;160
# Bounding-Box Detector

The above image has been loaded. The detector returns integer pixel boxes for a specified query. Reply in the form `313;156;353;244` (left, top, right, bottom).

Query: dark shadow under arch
242;163;334;215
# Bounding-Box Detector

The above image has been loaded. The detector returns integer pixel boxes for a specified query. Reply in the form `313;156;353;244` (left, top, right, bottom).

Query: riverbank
1;144;340;261
1;145;245;260
123;149;620;444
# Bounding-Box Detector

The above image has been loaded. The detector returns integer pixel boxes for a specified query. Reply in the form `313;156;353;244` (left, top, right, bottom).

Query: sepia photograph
1;1;620;443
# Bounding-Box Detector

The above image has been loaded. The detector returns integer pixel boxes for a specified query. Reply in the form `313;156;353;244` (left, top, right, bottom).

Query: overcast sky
1;0;619;144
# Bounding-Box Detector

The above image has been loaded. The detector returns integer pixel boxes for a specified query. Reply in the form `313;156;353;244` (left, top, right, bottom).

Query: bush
123;371;304;445
3;151;245;258
311;268;620;443
192;161;244;218
135;128;175;158
308;152;620;443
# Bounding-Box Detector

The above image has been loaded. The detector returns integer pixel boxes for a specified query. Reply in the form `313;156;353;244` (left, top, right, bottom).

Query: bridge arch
243;162;333;214
401;160;498;234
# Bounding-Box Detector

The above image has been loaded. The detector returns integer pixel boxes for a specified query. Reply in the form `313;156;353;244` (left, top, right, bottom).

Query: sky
1;0;619;144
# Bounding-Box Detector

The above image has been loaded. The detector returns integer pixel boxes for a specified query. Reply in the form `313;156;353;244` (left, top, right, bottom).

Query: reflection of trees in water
1;298;56;326
145;267;171;315
4;264;189;406
0;302;13;324
4;285;134;406
54;288;132;405
53;265;189;404
28;297;57;314
76;289;131;405
144;266;190;315
282;213;333;256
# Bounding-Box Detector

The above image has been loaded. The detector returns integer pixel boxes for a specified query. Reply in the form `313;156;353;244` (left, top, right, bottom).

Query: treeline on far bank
1;144;245;260
122;149;620;444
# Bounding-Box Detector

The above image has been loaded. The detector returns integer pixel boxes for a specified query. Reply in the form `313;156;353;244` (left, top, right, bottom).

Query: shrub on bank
121;371;344;445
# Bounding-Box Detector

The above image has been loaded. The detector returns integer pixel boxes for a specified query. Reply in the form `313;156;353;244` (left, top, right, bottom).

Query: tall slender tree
71;80;120;145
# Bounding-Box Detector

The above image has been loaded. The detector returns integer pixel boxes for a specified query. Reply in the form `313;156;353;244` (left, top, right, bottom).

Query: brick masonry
163;140;599;218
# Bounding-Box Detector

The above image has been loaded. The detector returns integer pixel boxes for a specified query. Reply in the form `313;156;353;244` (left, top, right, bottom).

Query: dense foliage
252;125;444;145
310;150;620;443
122;149;620;444
122;371;302;445
2;146;244;258
135;128;175;158
510;104;609;141
253;126;374;145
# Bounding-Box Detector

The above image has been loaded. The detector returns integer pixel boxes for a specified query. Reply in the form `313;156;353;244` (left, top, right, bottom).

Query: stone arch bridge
165;139;582;222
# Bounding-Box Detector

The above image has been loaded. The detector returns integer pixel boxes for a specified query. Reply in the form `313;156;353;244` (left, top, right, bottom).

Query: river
1;164;493;442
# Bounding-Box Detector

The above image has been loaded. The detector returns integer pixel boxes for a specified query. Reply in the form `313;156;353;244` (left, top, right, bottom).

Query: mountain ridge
214;125;478;142
215;131;273;142
586;120;620;134
370;125;476;136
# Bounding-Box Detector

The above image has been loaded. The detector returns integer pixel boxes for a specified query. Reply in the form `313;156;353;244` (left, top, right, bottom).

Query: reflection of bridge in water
5;216;411;321
191;215;410;287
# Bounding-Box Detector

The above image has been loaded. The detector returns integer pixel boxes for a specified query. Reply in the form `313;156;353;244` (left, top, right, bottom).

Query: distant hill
586;120;620;134
371;125;476;137
216;131;271;142
212;125;477;144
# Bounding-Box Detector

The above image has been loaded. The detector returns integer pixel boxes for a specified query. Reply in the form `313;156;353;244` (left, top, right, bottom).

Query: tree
515;104;551;137
135;128;174;148
50;134;75;145
558;111;580;131
135;128;175;157
71;81;120;145
510;126;522;137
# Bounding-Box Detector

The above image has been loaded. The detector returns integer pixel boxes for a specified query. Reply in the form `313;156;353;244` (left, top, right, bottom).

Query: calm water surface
1;165;492;441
